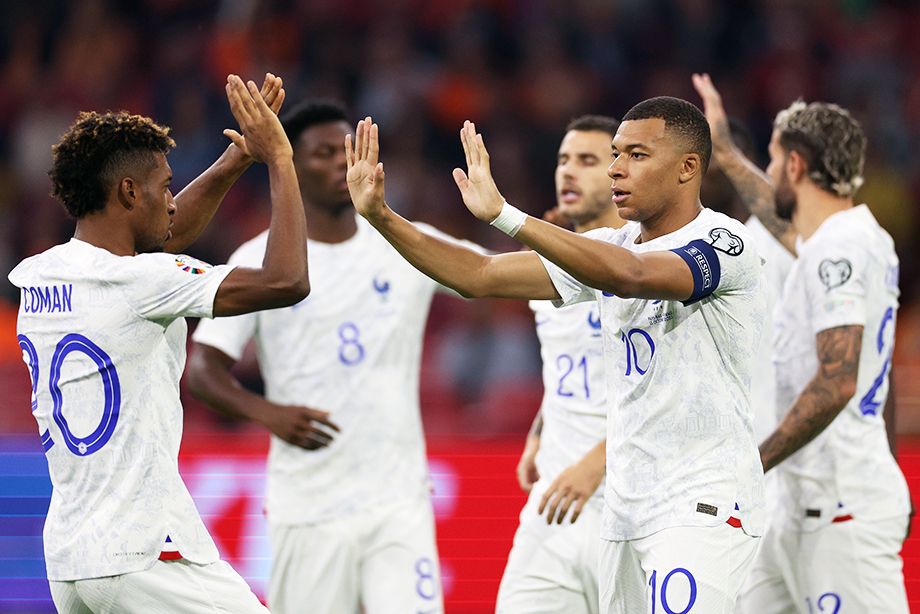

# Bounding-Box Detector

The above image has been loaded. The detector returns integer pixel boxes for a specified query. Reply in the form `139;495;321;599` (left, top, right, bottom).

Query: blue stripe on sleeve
671;239;722;305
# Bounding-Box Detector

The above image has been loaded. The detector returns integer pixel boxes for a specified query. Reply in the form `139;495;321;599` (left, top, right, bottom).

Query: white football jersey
539;208;768;541
528;299;606;507
745;217;794;444
193;217;479;525
8;239;233;580
772;204;909;530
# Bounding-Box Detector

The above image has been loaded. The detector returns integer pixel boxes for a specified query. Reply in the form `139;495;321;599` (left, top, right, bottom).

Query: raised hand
345;116;387;220
691;73;733;154
228;73;287;160
263;404;341;451
223;74;292;165
452;121;506;223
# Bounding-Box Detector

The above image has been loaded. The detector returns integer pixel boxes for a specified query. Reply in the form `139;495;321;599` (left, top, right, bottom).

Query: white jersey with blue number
192;217;477;525
539;208;768;541
528;299;607;508
772;204;909;530
8;239;233;580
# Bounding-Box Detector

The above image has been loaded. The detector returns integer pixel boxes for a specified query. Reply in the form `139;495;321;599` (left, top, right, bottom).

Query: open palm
345;117;387;219
452;121;505;222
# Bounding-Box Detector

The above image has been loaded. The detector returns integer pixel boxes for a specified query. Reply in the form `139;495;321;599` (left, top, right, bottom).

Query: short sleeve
192;310;257;362
118;253;234;320
671;224;761;304
805;245;868;334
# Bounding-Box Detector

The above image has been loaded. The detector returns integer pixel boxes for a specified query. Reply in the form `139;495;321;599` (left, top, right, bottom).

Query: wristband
489;201;527;237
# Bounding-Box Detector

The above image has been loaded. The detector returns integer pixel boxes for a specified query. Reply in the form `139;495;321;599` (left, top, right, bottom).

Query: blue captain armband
671;239;722;305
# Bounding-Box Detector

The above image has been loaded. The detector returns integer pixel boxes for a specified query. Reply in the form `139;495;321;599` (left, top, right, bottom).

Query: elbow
836;378;858;407
267;276;310;307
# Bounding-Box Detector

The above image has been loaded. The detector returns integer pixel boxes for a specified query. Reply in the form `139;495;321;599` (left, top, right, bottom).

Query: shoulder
584;223;636;246
227;230;270;265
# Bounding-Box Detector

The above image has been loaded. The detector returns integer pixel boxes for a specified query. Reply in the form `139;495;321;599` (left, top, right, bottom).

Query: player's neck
305;202;358;244
792;189;854;241
574;209;627;234
637;199;704;244
73;216;136;256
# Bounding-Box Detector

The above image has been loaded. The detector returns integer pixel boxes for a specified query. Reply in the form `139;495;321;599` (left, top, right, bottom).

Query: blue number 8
337;322;366;366
415;557;438;601
19;333;121;456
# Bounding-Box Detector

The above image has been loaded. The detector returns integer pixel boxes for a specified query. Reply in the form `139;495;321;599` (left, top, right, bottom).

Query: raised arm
211;75;308;316
691;73;796;254
165;74;285;253
759;324;862;472
345;117;558;300
450;121;695;301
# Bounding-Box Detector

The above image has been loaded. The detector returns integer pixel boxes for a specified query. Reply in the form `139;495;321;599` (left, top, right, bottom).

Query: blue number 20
18;333;121;456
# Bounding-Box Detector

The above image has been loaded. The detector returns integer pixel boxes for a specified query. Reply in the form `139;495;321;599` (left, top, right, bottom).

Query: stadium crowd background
0;0;918;610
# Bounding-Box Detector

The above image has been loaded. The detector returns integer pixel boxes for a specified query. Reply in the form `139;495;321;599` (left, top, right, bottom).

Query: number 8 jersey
8;238;234;580
538;208;768;542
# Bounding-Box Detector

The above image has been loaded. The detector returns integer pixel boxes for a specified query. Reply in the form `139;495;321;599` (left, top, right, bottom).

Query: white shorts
599;523;759;614
496;488;602;614
737;515;909;614
49;559;267;614
268;495;442;614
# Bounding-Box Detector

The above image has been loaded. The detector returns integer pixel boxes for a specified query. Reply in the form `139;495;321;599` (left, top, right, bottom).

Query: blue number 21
18;333;121;456
859;307;894;416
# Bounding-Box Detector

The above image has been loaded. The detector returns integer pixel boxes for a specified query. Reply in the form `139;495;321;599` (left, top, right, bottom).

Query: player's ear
786;150;807;184
117;177;137;210
678;153;702;184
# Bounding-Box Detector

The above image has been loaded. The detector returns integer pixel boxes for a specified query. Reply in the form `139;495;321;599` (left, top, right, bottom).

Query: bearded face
773;166;797;222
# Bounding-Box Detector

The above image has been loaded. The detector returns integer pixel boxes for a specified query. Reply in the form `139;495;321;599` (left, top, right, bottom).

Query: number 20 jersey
539;208;768;542
773;204;909;530
8;239;233;580
192;218;480;525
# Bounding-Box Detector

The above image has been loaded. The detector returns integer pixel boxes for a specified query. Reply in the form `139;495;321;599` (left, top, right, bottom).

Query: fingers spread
345;134;355;169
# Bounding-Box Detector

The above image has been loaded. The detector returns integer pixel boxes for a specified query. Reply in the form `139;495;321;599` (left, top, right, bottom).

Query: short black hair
49;111;175;219
280;99;350;147
622;96;712;172
566;114;619;137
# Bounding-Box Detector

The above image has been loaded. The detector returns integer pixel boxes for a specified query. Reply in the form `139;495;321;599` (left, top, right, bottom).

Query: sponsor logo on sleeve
818;259;852;290
708;228;744;255
175;255;212;275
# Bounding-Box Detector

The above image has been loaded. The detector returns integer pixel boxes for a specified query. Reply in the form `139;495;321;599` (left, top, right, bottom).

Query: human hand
538;448;604;524
516;434;541;492
452;121;506;223
223;74;292;165
691;73;733;156
345;117;387;221
231;73;286;161
263;404;341;451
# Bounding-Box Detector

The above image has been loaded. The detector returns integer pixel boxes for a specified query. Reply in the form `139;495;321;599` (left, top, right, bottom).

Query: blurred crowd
1;0;918;432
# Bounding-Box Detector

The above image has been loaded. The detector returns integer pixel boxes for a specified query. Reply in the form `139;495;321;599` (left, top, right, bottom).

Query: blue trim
671;239;722;305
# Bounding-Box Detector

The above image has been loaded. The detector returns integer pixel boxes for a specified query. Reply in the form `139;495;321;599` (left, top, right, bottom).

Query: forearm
579;440;606;481
260;159;308;287
710;142;796;254
167;145;253;253
759;377;852;473
364;204;541;299
529;411;544;437
186;355;271;425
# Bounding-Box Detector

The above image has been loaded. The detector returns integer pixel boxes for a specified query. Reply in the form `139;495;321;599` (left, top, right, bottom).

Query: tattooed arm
760;325;862;473
692;73;797;254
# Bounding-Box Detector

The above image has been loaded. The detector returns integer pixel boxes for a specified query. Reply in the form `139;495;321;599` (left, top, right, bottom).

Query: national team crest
818;259;852;290
175;255;212;275
708;228;744;255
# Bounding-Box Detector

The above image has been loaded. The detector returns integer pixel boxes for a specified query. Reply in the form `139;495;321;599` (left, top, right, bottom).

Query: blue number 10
18;333;121;456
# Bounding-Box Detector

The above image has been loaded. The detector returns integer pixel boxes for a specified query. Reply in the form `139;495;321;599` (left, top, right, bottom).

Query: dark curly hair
49;111;175;219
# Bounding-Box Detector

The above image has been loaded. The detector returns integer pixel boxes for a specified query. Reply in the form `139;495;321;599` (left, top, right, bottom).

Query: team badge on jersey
708;228;744;255
818;258;852;290
174;255;212;275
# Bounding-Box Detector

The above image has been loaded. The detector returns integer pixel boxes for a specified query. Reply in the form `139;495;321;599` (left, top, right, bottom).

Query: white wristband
489;201;527;237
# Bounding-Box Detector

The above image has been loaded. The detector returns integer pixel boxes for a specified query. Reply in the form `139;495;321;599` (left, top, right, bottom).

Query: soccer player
498;114;624;614
694;73;911;612
346;96;768;613
187;100;482;614
9;74;308;613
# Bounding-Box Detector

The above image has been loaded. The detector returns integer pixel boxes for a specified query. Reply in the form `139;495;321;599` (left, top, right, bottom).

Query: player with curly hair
694;73;910;613
9;74;314;613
